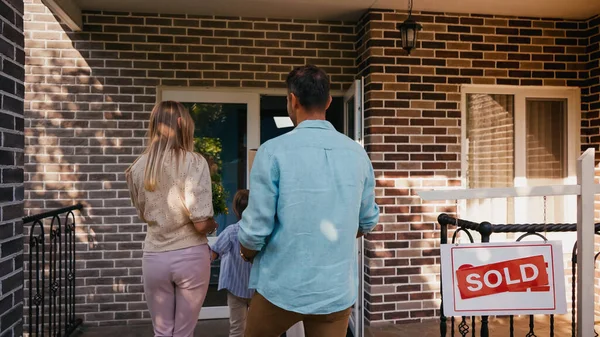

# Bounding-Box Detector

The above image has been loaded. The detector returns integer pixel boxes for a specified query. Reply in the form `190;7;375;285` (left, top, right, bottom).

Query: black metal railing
24;204;84;337
437;213;600;337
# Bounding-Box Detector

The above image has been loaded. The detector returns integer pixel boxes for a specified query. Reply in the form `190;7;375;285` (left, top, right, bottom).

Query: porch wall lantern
397;0;422;55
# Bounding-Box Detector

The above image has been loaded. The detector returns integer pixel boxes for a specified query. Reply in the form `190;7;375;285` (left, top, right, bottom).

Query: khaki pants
245;292;352;337
228;292;252;337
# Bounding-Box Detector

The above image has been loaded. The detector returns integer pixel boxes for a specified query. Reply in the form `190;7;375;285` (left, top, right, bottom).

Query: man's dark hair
286;65;330;111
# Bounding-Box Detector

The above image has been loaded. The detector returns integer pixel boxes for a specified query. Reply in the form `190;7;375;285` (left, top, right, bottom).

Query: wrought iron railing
437;213;600;337
23;204;83;337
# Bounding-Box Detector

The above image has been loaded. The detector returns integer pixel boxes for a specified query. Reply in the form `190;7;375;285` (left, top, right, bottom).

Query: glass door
161;89;260;319
345;78;364;337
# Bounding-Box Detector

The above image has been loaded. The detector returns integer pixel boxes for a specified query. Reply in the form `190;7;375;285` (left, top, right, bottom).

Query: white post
577;148;595;337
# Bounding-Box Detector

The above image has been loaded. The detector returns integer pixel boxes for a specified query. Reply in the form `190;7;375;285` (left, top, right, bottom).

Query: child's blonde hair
233;189;249;220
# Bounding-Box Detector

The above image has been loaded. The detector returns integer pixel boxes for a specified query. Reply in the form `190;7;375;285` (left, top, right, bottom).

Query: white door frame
159;86;359;322
345;78;365;337
344;80;363;145
161;88;260;319
159;86;347;181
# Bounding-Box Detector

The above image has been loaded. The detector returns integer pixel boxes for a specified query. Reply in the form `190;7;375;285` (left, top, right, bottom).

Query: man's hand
194;218;218;235
356;230;365;238
240;244;258;263
211;251;219;261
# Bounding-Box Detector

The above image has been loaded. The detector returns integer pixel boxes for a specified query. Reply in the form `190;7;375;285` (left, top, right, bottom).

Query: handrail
23;203;83;224
438;213;600;233
24;204;84;337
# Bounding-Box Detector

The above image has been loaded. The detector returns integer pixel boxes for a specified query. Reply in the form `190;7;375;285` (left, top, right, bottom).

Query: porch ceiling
76;0;599;21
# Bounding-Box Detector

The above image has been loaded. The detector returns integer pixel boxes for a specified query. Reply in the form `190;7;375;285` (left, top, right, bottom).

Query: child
210;189;253;337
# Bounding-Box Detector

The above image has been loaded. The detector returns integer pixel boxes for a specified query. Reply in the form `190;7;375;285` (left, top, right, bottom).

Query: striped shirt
210;222;254;299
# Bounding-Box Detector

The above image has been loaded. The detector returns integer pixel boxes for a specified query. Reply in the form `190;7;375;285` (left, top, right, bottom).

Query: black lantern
397;0;422;55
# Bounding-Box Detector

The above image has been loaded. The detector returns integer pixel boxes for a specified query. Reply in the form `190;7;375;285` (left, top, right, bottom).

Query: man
238;65;380;337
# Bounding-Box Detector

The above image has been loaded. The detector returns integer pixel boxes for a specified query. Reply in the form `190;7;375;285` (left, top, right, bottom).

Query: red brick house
1;0;600;335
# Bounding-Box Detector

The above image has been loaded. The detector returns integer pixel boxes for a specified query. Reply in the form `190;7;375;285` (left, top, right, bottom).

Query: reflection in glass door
182;102;248;316
161;89;260;320
184;103;248;232
259;95;345;143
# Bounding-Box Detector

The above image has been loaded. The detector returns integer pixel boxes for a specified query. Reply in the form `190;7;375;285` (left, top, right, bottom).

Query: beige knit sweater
125;151;214;252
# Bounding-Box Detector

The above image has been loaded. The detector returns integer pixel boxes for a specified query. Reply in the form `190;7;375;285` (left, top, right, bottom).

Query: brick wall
0;0;25;335
23;0;356;325
584;16;599;149
23;0;600;328
357;9;591;324
583;15;600;314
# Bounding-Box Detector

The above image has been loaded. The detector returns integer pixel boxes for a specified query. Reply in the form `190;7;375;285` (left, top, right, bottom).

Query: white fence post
577;148;595;337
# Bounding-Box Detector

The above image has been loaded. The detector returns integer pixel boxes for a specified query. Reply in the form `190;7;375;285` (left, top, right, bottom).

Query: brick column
586;16;600;149
583;14;600;315
359;9;589;325
0;0;25;336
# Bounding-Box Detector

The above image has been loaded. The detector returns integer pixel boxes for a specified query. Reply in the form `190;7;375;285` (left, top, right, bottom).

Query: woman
126;101;217;337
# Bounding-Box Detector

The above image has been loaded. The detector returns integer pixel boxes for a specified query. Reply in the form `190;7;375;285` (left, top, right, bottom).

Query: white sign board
441;241;567;316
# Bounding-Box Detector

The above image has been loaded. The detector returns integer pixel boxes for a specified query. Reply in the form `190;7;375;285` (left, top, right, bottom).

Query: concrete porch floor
72;314;579;337
72;320;351;337
72;320;231;337
366;315;578;337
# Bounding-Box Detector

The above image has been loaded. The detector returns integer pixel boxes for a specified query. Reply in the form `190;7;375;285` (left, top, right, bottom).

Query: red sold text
455;255;550;299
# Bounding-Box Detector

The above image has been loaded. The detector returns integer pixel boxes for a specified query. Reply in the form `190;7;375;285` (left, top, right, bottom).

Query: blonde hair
137;101;195;191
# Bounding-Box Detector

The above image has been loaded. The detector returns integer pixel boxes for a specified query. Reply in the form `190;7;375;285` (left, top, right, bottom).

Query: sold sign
441;242;566;316
455;255;549;299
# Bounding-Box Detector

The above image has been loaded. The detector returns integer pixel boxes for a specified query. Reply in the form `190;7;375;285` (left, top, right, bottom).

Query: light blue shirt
239;120;380;315
210;223;254;299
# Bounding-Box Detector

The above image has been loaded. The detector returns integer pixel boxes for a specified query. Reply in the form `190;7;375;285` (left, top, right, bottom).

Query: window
461;86;580;244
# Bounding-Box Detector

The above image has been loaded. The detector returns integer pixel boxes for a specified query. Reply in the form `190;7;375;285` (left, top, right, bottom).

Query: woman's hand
194;218;218;236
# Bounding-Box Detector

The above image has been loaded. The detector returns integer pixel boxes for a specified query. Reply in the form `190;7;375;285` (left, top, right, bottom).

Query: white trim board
157;86;347;100
418;185;583;201
420;185;600;201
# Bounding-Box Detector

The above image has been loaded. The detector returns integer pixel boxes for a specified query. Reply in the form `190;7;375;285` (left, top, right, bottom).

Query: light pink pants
143;244;211;337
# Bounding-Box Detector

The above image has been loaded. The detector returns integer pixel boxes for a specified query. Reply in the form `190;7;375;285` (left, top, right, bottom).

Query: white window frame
460;85;581;228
